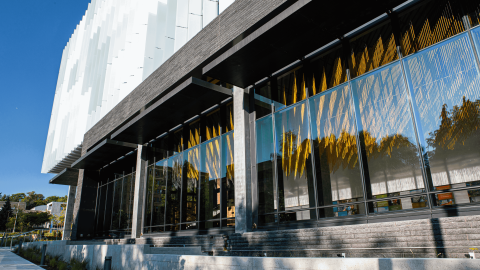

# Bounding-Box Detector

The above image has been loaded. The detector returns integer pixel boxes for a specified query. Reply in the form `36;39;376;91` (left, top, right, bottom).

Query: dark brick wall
82;0;290;155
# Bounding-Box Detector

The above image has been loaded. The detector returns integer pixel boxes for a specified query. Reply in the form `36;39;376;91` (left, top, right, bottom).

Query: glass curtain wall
143;131;235;234
94;171;136;237
254;0;480;227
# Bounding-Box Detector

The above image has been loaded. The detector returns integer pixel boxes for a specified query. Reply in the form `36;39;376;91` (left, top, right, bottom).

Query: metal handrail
1;229;62;250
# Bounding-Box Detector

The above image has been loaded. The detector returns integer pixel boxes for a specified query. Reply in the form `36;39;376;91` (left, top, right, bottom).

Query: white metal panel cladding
42;0;234;174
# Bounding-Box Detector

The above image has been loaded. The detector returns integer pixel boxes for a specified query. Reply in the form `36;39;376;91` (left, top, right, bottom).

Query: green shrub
58;261;68;270
70;257;88;270
49;257;57;268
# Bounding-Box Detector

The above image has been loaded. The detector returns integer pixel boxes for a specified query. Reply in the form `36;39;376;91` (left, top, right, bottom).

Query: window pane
111;177;123;231
166;154;183;225
183;147;200;223
226;102;234;133
120;175;131;229
309;84;364;206
404;32;480;188
181;223;198;230
222;132;235;219
200;220;220;229
255;83;273;119
274;101;316;220
398;0;465;56
206;109;221;140
152;161;166;227
369;195;427;213
352;62;425;198
104;181;114;232
200;137;221;222
349;21;398;78
144;166;154;228
465;1;480;27
318;203;365;218
434;184;480;206
276;66;307;109
165;224;180;232
95;185;106;235
151;136;169;163
310;47;347;95
173;129;183;154
222;219;235;228
128;173;136;229
151;226;164;233
256;116;277;215
259;214;277;225
188;120;201;149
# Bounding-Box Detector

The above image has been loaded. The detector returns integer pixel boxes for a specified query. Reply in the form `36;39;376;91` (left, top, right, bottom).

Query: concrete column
233;86;252;233
62;185;77;240
132;145;148;238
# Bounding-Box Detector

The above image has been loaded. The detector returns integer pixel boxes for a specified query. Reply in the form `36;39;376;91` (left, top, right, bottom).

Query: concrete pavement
0;247;42;269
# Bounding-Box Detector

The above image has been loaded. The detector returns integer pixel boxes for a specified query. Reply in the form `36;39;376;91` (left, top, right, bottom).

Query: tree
49;206;66;227
24;191;45;209
13;211;52;232
9;193;26;202
0;197;13;231
45;195;68;203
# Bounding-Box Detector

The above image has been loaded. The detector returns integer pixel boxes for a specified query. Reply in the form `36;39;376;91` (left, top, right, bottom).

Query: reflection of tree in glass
316;130;358;173
278;130;311;179
426;97;480;153
315;129;420;178
425;97;480;185
168;158;182;224
184;155;199;222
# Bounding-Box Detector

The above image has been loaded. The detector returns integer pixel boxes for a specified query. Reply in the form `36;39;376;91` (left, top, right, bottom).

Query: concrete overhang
202;0;408;88
71;139;137;170
110;77;232;145
49;168;79;186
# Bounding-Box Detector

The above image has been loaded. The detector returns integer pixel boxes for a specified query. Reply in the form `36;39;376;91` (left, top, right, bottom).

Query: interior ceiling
203;0;408;88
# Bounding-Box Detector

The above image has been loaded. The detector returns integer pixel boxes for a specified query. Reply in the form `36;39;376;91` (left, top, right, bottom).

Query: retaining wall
21;241;480;270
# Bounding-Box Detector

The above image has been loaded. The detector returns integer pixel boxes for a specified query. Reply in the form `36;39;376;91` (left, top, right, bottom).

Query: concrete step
223;215;480;258
145;246;203;255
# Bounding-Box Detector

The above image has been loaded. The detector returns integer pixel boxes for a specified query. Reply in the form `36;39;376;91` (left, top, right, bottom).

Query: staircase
220;215;480;258
137;234;227;255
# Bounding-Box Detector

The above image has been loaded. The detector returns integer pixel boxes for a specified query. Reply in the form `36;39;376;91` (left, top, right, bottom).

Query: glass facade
94;171;136;237
254;0;480;227
143;131;235;234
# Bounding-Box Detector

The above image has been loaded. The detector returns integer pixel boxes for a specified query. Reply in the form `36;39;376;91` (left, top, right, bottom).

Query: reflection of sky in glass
168;153;183;189
352;62;424;196
256;117;274;164
404;31;480;187
203;137;221;181
221;131;234;180
309;84;363;202
256;116;277;212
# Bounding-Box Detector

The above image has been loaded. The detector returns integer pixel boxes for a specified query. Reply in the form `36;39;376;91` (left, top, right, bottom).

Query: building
46;0;480;258
0;201;26;211
29;205;47;212
46;202;67;217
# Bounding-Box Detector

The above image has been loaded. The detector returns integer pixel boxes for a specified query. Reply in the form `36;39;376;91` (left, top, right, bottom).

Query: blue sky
0;0;91;198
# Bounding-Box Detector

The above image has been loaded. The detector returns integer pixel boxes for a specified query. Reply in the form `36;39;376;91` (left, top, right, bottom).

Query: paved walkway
0;247;42;269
